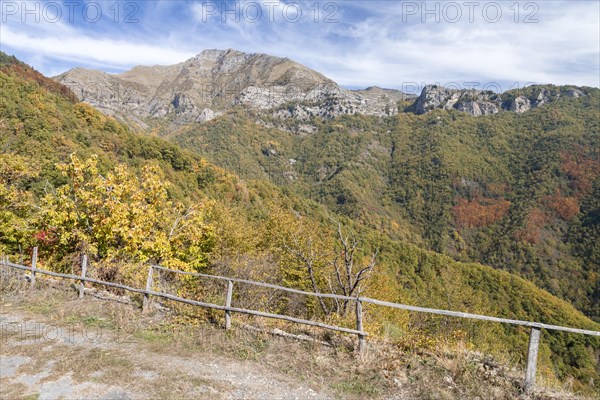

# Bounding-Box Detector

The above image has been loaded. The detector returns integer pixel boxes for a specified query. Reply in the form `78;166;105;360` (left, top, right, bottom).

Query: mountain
413;84;589;115
55;49;595;129
2;52;600;394
166;90;600;322
55;49;410;128
53;49;600;323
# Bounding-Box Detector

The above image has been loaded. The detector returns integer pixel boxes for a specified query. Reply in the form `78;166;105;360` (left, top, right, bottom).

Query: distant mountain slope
412;84;591;115
49;48;600;322
55;49;409;127
54;48;596;130
166;87;600;322
2;52;599;393
0;52;76;102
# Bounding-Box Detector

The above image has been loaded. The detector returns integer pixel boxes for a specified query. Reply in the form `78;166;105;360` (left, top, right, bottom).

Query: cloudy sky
1;0;599;93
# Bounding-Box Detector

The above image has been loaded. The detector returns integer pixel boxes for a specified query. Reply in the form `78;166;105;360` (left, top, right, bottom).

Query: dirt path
0;311;332;400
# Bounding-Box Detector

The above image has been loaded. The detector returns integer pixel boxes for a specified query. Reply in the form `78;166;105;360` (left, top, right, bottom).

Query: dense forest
1;53;599;394
167;87;600;323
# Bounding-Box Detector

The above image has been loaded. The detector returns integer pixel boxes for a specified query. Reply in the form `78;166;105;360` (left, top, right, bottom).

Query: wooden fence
1;249;599;393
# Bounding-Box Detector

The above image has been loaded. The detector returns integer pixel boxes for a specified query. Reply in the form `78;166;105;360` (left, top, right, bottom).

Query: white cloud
1;0;598;89
1;26;195;70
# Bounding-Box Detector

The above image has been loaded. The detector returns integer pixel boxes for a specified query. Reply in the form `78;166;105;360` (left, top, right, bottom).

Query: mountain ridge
55;48;410;128
53;48;595;129
2;50;600;395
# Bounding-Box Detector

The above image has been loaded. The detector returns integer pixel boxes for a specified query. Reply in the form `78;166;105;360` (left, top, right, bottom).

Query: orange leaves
0;63;77;102
542;192;580;221
452;196;510;228
514;209;548;244
560;151;600;197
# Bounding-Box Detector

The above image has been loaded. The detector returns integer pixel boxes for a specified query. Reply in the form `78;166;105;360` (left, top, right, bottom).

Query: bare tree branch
282;237;330;316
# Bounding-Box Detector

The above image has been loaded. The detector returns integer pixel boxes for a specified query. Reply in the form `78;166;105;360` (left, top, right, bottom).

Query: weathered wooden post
225;280;233;330
356;298;366;354
0;255;6;285
30;247;38;289
524;327;541;393
79;254;88;299
143;265;153;312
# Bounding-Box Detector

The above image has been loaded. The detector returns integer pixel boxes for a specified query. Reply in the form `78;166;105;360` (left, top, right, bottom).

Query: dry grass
1;274;596;400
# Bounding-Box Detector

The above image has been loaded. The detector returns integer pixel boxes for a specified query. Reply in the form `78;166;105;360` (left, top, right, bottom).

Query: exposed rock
414;84;582;116
510;96;531;113
414;85;461;114
414;85;502;116
455;100;499;116
534;88;551;107
55;49;412;127
196;108;221;123
55;49;589;123
565;88;585;98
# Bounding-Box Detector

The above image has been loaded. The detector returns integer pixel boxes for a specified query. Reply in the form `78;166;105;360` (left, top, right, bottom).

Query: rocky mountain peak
54;49;410;128
53;49;589;128
414;84;587;116
414;85;503;116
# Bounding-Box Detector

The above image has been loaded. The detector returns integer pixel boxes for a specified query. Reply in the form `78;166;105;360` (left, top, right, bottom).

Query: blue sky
1;0;599;93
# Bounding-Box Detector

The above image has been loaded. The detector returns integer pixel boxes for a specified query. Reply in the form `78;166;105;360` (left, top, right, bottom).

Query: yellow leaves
0;154;38;254
73;102;106;129
0;156;39;183
40;155;216;272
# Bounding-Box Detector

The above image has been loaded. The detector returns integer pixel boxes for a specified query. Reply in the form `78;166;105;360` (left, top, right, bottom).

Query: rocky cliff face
413;85;586;116
55;49;410;128
55;49;589;127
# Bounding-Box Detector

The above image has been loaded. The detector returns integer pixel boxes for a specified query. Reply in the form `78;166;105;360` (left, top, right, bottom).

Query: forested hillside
166;87;600;323
1;53;599;394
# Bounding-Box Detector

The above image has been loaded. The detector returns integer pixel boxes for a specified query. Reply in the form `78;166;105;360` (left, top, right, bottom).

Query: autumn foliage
452;196;510;228
0;63;77;103
515;209;548;244
543;192;580;221
560;151;600;197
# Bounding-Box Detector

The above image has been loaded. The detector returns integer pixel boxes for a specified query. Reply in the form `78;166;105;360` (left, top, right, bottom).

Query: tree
282;231;333;316
332;223;378;315
39;154;215;273
280;217;378;316
0;154;38;255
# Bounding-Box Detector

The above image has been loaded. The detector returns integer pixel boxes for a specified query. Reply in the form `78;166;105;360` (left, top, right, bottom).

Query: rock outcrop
414;85;586;116
55;49;589;125
55;49;411;127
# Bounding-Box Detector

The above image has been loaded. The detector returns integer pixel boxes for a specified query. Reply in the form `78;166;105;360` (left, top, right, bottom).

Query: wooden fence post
79;254;88;299
356;298;366;354
1;255;5;285
30;247;38;289
225;280;233;330
143;265;153;312
524;327;541;393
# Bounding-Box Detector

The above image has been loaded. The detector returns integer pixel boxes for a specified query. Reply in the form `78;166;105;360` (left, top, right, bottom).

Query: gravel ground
0;311;332;400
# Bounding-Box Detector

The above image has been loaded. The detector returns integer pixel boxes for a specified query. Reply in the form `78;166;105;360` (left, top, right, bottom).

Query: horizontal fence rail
1;250;599;394
1;260;365;336
151;264;359;302
360;297;600;337
152;265;600;336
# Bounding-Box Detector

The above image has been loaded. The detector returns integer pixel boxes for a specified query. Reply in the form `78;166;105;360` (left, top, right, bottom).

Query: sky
1;0;599;94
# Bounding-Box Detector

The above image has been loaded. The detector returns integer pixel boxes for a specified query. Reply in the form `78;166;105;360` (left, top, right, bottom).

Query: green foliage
1;59;599;394
0;154;38;255
38;154;216;271
167;89;600;322
0;52;21;67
